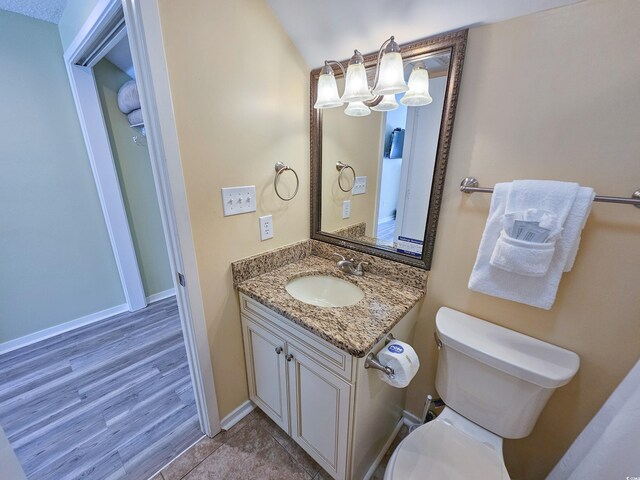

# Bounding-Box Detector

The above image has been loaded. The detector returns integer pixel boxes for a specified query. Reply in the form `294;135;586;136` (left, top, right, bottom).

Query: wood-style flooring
0;297;202;480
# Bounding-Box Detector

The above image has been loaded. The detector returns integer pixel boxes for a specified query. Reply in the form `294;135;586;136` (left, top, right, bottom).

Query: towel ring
274;162;299;201
336;161;356;192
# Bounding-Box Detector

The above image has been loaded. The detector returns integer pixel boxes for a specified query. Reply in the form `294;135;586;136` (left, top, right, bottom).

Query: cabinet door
287;344;351;480
242;316;289;432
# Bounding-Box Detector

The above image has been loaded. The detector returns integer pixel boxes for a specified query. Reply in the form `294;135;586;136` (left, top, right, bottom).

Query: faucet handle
332;253;346;262
355;261;369;272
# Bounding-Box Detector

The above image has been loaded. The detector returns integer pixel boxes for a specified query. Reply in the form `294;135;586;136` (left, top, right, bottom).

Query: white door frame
63;0;221;436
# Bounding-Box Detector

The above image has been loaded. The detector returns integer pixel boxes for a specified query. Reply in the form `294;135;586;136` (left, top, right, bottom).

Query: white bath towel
468;181;594;309
117;80;140;114
127;108;143;126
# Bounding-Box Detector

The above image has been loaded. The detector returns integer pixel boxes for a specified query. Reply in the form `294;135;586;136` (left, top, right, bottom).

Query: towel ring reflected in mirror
274;162;299;201
336;161;356;192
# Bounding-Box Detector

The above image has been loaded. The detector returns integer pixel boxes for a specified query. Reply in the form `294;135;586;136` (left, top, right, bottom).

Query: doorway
61;0;220;440
0;1;220;477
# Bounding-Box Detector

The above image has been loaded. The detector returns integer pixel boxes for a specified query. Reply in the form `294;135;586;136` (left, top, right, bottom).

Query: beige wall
156;0;310;417
321;91;383;236
405;0;640;478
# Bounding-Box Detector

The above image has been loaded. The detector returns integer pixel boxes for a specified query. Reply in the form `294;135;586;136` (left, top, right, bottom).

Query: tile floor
152;408;409;480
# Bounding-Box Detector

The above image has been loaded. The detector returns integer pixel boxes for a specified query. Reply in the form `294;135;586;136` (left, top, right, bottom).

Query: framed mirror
310;30;467;269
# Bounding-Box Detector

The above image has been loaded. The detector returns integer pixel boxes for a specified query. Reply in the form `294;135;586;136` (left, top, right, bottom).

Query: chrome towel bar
460;177;640;209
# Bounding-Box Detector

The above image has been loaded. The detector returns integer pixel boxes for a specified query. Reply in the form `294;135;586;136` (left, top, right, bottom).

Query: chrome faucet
333;253;368;277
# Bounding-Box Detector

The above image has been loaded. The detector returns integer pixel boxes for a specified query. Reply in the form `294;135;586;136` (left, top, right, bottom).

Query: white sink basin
285;275;364;308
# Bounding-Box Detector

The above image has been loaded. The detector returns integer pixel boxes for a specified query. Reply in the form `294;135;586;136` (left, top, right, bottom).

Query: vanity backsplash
232;239;428;291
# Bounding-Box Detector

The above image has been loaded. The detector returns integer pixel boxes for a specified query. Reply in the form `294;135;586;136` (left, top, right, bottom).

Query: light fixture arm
323;59;346;77
370;36;395;93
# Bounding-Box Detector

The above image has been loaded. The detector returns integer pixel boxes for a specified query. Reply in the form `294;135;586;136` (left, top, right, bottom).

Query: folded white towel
127;108;143;126
490;230;556;277
117;80;140;114
468;181;594;309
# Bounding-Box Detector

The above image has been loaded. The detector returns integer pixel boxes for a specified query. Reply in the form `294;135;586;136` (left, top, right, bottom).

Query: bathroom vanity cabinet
239;293;418;480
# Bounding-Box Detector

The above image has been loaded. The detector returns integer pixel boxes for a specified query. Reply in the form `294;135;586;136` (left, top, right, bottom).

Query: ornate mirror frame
310;29;468;269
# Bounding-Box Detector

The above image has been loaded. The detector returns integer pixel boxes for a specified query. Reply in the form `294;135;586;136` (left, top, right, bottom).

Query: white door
394;75;448;243
287;344;351;480
242;317;289;432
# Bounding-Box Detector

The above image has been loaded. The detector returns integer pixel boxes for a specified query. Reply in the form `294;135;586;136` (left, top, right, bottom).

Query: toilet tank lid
435;307;580;388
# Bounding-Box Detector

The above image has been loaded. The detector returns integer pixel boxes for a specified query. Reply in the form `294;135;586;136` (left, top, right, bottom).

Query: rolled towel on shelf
117;80;140;114
127;108;143;126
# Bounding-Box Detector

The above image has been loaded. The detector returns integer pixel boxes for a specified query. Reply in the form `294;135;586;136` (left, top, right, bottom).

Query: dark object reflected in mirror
310;30;468;269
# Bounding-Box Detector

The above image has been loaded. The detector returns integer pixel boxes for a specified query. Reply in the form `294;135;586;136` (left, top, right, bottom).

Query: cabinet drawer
240;294;354;382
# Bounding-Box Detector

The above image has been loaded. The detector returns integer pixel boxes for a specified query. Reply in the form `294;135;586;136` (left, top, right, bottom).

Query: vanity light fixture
314;36;433;115
401;63;433;106
371;94;399;112
344;101;372;117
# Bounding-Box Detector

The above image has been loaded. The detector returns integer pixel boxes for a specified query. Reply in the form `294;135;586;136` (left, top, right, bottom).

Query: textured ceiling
0;0;68;24
266;0;584;68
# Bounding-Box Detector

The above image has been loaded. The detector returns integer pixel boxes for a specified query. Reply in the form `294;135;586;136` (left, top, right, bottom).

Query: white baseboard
146;288;176;304
220;400;255;431
0;290;176;356
0;303;128;355
363;417;405;480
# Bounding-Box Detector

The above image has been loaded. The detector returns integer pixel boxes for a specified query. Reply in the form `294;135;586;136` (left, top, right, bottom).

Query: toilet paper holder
364;333;395;376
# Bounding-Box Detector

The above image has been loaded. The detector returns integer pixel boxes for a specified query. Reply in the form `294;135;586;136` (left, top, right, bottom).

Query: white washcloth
468;181;594;309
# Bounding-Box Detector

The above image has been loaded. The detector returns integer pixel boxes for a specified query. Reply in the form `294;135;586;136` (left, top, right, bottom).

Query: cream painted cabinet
287;343;351;480
242;313;351;480
240;293;418;480
242;317;289;432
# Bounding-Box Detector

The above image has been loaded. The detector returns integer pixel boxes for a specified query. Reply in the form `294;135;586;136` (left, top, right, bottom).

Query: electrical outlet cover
259;215;273;240
342;200;351;219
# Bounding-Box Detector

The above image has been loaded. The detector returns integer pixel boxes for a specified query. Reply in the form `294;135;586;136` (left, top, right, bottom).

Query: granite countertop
236;256;424;357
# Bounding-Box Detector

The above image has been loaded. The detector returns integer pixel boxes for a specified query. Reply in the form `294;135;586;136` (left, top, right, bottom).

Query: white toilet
384;307;580;480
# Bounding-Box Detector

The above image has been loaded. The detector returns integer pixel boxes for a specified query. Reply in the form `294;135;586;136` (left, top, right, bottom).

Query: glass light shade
370;94;399;112
342;63;373;103
400;66;433;106
344;101;371;117
314;70;343;109
372;52;408;96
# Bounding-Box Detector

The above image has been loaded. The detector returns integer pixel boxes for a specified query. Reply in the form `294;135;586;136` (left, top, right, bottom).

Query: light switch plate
222;186;256;216
352;176;367;195
259;215;273;240
342;200;351;219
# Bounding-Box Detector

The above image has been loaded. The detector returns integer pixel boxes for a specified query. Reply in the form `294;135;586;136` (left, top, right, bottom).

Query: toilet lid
389;420;509;480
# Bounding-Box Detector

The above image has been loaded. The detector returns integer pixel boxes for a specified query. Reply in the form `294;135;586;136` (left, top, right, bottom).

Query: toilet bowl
384;408;509;480
384;307;580;480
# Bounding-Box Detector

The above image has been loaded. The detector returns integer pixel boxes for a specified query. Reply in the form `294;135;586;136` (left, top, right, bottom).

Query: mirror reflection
320;52;451;258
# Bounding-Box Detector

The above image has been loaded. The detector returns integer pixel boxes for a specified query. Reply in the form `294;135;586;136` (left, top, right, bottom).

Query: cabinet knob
285;353;294;362
275;346;283;355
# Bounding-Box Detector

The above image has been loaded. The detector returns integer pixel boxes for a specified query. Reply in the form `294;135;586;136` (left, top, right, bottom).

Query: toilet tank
434;307;579;439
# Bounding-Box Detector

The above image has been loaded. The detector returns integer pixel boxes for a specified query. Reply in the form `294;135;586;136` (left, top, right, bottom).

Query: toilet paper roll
376;340;420;388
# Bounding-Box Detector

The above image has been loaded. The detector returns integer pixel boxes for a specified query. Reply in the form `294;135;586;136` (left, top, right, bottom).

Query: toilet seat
384;411;510;480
